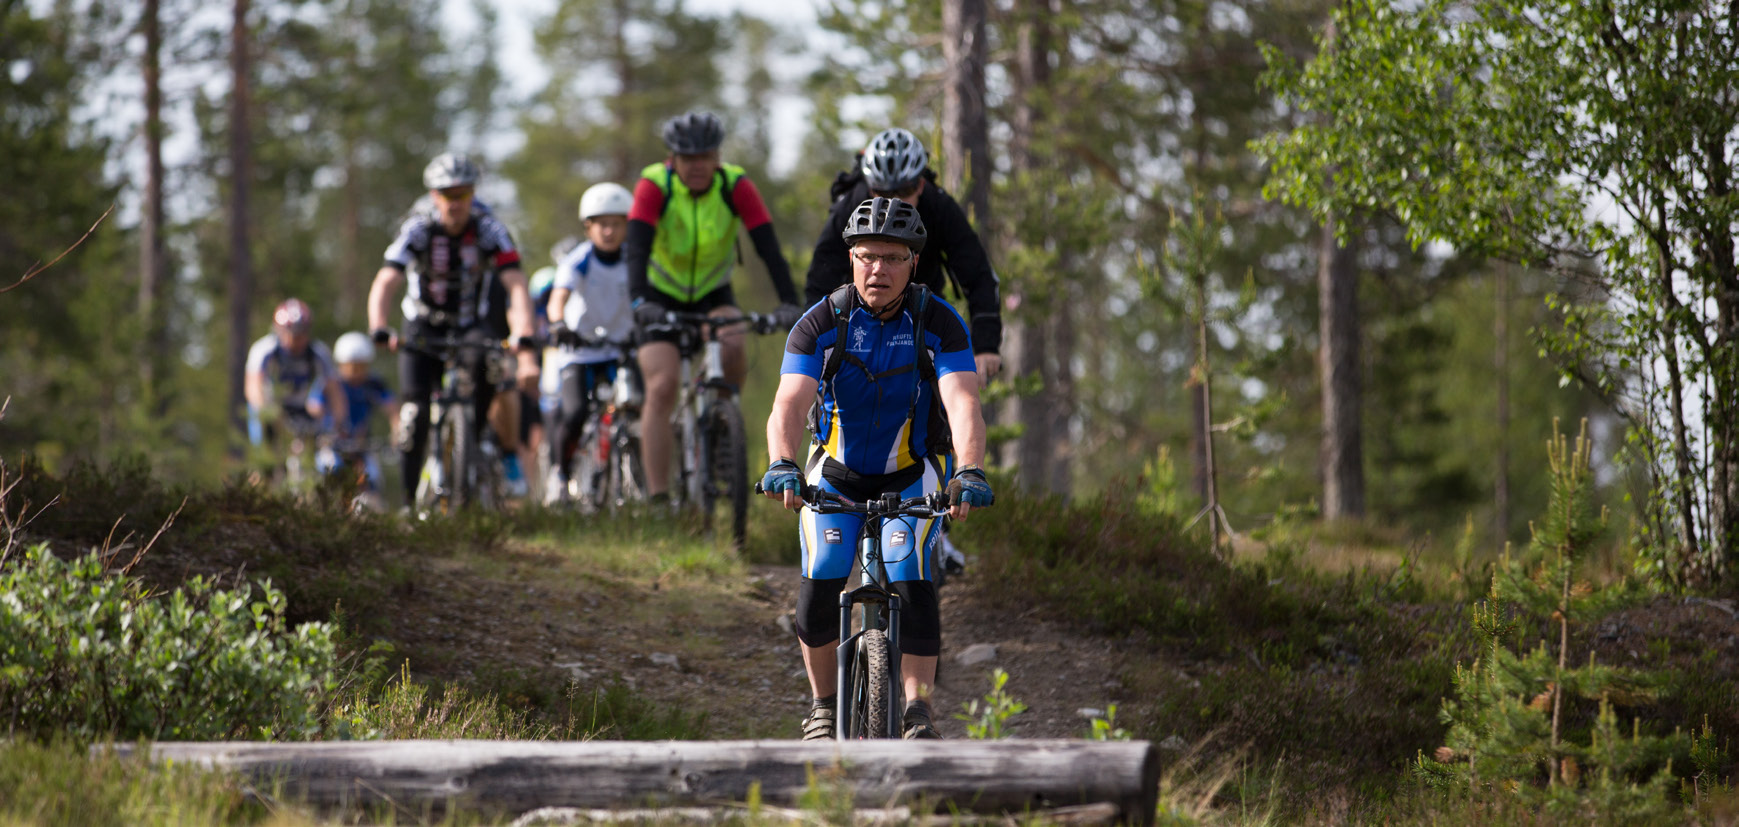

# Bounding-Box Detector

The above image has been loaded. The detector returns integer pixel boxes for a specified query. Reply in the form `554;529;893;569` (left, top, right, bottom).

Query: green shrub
0;739;278;827
0;544;338;741
956;668;1027;739
1415;423;1699;819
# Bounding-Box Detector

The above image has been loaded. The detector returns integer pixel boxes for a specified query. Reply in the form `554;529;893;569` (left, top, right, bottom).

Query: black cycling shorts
639;285;737;349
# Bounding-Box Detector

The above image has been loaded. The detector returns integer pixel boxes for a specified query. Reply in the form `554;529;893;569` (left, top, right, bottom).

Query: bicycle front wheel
448;404;475;511
845;628;893;739
703;401;749;547
612;427;646;507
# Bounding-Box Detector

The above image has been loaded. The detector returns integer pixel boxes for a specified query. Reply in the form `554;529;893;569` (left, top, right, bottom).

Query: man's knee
397;401;425;453
490;391;521;451
795;576;849;648
890;580;941;657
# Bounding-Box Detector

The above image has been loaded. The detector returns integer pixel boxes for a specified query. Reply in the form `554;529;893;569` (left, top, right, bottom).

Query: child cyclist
313;331;400;509
543;182;636;504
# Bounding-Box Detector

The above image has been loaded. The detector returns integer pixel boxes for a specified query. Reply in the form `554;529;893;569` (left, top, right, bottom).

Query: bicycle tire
676;410;706;510
705;401;750;547
449;404;475;511
573;416;605;511
847;628;893;739
610;417;647;506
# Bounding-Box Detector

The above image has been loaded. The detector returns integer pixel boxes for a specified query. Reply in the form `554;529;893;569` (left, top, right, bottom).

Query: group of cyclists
245;111;1003;738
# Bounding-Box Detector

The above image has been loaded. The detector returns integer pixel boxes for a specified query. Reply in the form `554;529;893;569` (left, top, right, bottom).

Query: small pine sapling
1417;420;1700;817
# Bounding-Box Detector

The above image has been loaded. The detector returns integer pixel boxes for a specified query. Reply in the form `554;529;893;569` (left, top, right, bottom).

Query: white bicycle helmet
334;331;375;364
579;182;634;221
862;128;928;192
423;152;481;190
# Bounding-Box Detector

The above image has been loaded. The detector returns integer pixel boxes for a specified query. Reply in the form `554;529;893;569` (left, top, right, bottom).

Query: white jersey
246;334;336;408
551;241;633;368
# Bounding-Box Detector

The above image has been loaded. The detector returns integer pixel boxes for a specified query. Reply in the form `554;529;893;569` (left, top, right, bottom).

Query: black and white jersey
383;213;522;329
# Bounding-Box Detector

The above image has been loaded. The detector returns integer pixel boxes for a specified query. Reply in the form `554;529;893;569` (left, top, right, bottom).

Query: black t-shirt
804;175;1002;353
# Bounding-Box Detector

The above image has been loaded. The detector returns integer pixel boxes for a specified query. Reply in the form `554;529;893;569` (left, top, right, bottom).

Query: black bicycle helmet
842;197;927;252
423;152;481;190
660;111;725;154
861;127;928;192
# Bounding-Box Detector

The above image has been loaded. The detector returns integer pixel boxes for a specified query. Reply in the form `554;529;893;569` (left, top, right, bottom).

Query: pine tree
1420;420;1696;817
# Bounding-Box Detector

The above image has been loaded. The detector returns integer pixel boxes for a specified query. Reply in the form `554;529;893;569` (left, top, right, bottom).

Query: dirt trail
382;548;1129;740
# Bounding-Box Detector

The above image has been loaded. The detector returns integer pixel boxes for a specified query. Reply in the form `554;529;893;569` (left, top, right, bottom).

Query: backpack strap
820;283;860;384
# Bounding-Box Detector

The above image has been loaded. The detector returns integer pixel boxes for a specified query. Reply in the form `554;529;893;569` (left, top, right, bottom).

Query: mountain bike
760;481;952;739
656;311;782;546
604;351;647;507
546;331;639;511
403;335;509;515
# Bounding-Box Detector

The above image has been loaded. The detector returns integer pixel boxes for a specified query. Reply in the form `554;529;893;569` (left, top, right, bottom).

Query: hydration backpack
807;282;952;460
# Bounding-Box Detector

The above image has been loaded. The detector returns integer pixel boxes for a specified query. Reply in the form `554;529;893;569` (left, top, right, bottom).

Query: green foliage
1258;0;1739;577
328;661;708;742
1138;445;1185;520
955;668;1027;739
1417;423;1698;817
0;544;338;742
1087;703;1132;742
0;740;275;827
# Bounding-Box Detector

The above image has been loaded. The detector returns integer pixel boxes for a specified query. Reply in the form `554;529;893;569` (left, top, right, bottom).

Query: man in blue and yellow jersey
625;110;803;502
761;197;994;740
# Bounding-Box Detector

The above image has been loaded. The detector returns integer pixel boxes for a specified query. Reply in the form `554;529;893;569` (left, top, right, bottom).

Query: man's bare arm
765;373;818;509
367;266;405;339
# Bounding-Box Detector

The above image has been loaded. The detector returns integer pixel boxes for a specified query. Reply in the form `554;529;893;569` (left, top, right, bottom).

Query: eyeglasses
852;250;913;268
870;182;920;200
434;186;474;201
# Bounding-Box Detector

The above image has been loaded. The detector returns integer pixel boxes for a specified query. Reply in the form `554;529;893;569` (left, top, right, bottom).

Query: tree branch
1;204;115;295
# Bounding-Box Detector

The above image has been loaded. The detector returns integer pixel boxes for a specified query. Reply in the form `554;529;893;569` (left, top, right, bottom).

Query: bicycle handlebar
398;335;511;359
754;482;951;517
655;311;784;336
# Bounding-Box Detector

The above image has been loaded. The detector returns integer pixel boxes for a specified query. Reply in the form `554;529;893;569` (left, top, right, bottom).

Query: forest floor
15;459;1739;822
376;542;1132;741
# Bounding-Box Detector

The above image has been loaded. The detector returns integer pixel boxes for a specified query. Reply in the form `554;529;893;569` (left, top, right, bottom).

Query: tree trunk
1494;264;1510;543
1044;290;1075;495
139;0;167;401
942;0;990;224
1699;119;1738;578
228;0;255;441
337;140;361;323
1318;216;1364;518
1004;0;1054;489
610;0;634;184
118;740;1160;824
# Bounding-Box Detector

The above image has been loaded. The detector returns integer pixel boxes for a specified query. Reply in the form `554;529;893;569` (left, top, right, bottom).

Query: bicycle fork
835;533;904;739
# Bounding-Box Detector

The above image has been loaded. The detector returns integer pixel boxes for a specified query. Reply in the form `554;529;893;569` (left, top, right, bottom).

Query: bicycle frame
661;313;770;510
836;512;906;739
767;484;949;739
404;335;501;511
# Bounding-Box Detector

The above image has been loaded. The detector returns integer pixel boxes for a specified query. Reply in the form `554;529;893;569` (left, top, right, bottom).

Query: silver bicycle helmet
861;128;928;192
660;111;724;154
423;152;481;190
841;197;927;252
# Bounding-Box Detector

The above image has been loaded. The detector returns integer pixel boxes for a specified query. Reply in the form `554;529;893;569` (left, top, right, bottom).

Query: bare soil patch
374;545;1130;740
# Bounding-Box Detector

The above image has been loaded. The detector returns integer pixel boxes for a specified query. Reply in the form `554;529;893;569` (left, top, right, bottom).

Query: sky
456;0;825;174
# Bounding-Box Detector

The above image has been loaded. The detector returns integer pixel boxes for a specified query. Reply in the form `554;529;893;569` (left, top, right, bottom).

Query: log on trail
119;739;1159;823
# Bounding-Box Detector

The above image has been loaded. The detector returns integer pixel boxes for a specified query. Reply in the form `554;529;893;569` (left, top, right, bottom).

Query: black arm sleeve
748;223;799;306
625;219;657;304
933;195;1003;353
804;200;856;307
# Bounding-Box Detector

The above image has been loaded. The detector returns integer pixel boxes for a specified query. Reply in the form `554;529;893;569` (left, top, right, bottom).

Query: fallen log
117;739;1158;824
